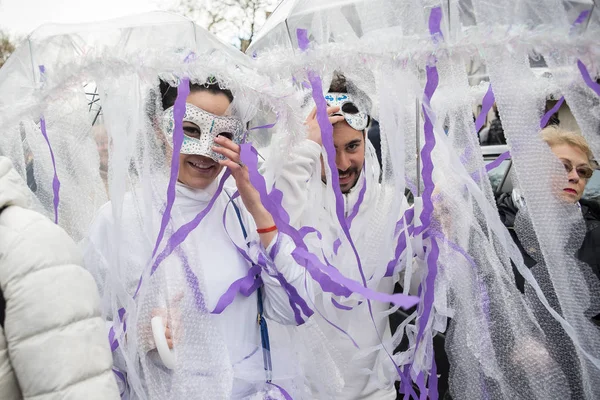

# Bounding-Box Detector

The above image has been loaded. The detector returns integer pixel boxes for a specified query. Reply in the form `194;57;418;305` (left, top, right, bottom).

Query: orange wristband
257;225;277;234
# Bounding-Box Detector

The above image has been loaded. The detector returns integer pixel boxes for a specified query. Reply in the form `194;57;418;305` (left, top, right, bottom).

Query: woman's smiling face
176;90;231;189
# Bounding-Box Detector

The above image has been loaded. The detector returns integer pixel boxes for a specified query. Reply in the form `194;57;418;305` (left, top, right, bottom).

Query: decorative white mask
324;92;370;131
161;103;244;161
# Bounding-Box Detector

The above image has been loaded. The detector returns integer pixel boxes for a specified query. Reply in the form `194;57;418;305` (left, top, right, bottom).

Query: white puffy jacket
0;156;120;400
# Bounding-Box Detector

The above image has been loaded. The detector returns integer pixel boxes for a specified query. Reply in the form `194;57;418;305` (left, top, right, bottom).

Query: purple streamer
414;238;440;396
109;327;118;351
414;65;439;236
346;166;367;227
485;151;510;172
297;28;310;51
428;6;444;41
430;358;439;400
386;208;417;277
416;370;427;400
249;115;278;131
213;265;262;314
400;364;419;399
150;171;230;277
410;9;444;398
333;238;342;254
572;9;591;29
150;79;190;260
112;368;127;397
331;297;354;311
300;27;413;386
305;274;360;349
540;96;564;128
239;142;418;308
475;85;495;132
385;225;415;278
306;69;369;288
178;248;209;312
38;66;61;224
266;382;293;400
577;59;600;98
39;118;61;224
298;226;322;239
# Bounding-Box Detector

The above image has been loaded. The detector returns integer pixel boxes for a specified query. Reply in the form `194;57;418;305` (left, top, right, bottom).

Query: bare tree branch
0;30;16;68
173;0;277;50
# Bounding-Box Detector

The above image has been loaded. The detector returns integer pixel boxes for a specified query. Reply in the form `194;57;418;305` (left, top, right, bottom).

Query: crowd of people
1;69;598;399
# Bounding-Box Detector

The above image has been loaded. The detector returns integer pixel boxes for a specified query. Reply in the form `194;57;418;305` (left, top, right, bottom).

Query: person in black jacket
496;127;600;398
497;125;599;301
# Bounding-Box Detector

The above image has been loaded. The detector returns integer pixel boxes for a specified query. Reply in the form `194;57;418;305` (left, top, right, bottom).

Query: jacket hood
580;197;600;221
0;156;31;210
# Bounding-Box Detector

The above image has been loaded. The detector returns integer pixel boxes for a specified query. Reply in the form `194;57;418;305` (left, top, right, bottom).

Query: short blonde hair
540;126;596;167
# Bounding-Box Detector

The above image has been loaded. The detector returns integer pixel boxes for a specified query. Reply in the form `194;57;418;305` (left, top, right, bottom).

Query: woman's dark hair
159;79;234;110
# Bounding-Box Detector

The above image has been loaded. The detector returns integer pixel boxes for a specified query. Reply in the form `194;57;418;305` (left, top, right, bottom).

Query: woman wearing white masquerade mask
84;79;312;399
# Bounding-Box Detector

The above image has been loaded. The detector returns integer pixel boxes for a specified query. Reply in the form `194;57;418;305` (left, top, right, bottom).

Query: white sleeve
0;207;120;399
272;139;322;227
259;233;314;326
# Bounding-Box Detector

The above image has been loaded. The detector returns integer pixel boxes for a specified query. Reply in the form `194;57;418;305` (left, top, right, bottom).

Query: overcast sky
0;0;173;37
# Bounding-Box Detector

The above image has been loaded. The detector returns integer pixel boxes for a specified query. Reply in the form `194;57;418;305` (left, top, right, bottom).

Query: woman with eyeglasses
497;126;599;286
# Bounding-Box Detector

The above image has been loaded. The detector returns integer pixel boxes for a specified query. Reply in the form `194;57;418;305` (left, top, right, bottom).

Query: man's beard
338;166;361;194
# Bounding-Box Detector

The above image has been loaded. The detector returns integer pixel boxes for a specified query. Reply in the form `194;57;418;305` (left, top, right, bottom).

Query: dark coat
496;193;600;325
578;198;600;280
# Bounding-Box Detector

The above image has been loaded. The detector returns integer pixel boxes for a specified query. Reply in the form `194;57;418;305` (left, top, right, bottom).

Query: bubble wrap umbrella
248;0;600;399
0;12;323;400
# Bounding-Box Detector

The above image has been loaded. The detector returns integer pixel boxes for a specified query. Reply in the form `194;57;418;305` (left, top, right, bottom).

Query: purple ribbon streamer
572;9;591;30
150;171;230;277
331;297;354;311
346;166;367;227
298;226;322;240
38;65;61;224
297;28;310;51
414;237;440;399
249;115;278;131
213;264;262;314
239;142;418;308
475;85;495;132
485;151;511;172
300;27;416;386
239;144;315;320
386;208;417;277
410;9;444;398
540;96;564;128
428;6;444;42
178;248;209;312
39;117;61;224
305;66;370;293
577;59;600;98
430;358;439;400
400;364;419;399
150;79;190;260
266;382;293;400
413;65;439;237
112;368;127;398
305;274;360;349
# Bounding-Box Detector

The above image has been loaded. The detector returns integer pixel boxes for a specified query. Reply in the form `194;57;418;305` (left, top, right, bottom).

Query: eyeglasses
560;158;594;180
